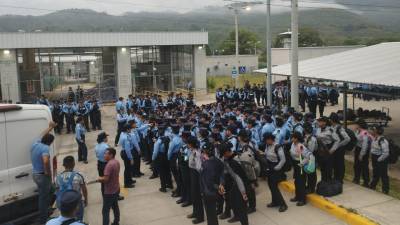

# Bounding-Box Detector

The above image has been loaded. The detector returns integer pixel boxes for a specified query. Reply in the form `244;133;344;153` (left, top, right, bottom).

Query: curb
278;181;378;225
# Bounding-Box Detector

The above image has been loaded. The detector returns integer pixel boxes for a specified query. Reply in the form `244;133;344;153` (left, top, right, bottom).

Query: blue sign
231;67;238;78
239;66;246;74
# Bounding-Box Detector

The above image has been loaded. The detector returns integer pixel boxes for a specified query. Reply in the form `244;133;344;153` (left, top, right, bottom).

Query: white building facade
0;32;208;103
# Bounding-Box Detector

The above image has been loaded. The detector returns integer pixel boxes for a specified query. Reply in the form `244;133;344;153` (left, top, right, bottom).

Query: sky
0;0;349;16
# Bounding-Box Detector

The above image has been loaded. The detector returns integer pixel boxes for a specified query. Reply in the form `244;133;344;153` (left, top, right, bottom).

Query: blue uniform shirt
115;100;126;112
152;137;167;161
119;132;133;160
168;134;183;160
31;139;50;174
130;129;141;153
261;123;275;137
75;123;86;141
95;142;109;162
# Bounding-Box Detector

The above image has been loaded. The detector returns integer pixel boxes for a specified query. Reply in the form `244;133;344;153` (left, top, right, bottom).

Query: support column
290;0;299;109
193;46;207;95
116;47;132;98
0;49;20;103
343;83;348;128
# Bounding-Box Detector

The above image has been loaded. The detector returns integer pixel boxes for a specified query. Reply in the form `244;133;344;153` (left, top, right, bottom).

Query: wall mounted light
121;47;127;53
3;50;10;55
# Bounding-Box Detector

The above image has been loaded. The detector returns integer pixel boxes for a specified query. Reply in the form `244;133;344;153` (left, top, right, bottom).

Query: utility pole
266;0;272;106
234;9;239;88
290;0;299;109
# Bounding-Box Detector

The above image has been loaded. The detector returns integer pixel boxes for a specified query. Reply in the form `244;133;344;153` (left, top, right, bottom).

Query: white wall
0;49;20;102
206;55;259;76
271;46;364;66
194;47;207;93
116;47;132;98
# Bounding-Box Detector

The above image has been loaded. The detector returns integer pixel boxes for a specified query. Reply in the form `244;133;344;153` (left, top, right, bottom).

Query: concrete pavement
54;105;345;225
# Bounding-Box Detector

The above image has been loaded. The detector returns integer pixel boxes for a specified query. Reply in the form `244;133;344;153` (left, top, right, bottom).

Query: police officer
369;126;390;194
186;136;204;224
168;124;183;198
315;117;340;182
119;124;135;188
290;132;311;206
95;132;110;195
200;143;224;225
304;123;318;193
115;109;128;147
219;142;249;225
91;99;102;130
264;133;287;212
77;101;90;132
129;120;143;178
75;117;88;164
152;125;172;192
63;101;76;134
177;131;192;207
353;119;371;187
330;113;350;183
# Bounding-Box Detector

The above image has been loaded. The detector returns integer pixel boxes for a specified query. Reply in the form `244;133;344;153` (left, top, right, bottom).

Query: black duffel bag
316;180;343;197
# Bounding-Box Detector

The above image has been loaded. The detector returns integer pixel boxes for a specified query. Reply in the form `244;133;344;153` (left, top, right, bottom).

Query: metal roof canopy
0;32;208;49
255;42;400;88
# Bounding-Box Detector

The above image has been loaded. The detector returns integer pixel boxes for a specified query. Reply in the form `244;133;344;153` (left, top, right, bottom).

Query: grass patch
207;74;267;92
344;159;400;199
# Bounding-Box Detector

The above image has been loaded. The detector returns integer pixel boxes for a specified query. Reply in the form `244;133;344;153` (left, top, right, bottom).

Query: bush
207;77;216;91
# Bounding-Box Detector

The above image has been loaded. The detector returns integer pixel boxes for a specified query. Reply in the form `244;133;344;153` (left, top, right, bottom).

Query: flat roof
256;42;400;87
0;32;208;49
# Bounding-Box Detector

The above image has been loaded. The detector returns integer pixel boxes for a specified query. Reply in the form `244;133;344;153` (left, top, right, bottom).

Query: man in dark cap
46;190;86;225
200;143;224;225
218;143;249;225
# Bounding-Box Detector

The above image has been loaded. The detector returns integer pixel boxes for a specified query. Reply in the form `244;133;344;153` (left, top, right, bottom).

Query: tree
219;29;262;55
273;27;324;48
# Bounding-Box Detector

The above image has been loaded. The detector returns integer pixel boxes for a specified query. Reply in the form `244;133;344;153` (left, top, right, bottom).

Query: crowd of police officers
107;83;390;225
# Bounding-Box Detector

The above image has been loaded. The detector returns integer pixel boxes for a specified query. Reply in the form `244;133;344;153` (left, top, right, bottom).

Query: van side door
0;112;11;223
5;110;49;216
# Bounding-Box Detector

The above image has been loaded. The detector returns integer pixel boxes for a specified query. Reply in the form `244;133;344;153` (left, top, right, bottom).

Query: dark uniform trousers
293;160;307;203
229;184;248;225
246;182;256;210
179;160;191;203
83;114;90;131
157;151;172;189
203;195;218;225
190;169;204;221
97;160;107;195
333;147;346;183
76;135;87;162
370;155;389;193
306;170;317;193
120;150;133;186
221;177;232;217
132;149;141;176
169;154;182;195
66;114;75;133
115;121;125;146
318;154;333;182
353;146;370;185
267;161;286;207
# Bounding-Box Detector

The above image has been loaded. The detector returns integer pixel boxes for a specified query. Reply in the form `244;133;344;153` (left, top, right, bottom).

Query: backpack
378;137;400;164
274;144;292;172
56;172;77;207
336;126;357;151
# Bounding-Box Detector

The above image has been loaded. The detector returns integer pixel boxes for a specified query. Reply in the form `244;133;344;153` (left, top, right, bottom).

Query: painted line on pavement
279;181;378;225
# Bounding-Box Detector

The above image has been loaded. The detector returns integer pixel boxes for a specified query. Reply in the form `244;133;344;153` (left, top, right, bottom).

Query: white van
0;104;58;225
